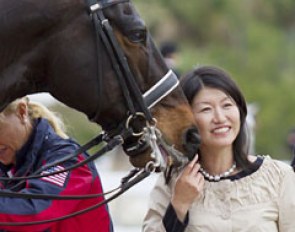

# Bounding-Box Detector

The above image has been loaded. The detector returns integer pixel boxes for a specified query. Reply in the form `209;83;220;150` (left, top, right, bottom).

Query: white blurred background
96;149;157;232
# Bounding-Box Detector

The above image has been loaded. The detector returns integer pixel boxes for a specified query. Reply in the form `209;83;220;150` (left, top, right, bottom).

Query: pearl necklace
199;162;236;182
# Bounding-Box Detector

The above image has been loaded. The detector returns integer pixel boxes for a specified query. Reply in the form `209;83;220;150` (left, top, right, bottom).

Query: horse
0;0;200;174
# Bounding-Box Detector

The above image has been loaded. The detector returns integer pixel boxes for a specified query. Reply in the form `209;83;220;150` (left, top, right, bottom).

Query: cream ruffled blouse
143;156;295;232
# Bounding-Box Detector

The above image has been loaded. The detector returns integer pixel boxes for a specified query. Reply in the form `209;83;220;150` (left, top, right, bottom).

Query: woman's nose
213;108;226;123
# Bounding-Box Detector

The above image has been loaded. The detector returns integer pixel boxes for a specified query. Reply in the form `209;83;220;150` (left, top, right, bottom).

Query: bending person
0;97;113;231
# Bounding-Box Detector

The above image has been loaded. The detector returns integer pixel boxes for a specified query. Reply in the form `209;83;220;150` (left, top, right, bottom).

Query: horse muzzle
123;124;201;172
182;127;201;161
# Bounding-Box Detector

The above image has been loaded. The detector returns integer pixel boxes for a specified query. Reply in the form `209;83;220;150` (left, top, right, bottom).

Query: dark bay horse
0;0;199;172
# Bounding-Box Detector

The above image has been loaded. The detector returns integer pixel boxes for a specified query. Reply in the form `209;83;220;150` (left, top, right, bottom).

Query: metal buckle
90;3;102;12
125;113;146;137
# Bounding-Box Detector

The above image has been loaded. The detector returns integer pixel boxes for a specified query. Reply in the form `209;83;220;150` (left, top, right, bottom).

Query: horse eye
128;30;146;43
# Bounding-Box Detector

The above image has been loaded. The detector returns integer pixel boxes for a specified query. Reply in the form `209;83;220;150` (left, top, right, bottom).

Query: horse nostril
183;127;201;161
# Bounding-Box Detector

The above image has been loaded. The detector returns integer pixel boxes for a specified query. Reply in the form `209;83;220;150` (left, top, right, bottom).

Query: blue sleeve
163;203;189;232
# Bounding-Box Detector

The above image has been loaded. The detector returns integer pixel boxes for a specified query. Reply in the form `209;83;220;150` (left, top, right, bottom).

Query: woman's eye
223;102;233;108
128;30;147;43
201;107;211;112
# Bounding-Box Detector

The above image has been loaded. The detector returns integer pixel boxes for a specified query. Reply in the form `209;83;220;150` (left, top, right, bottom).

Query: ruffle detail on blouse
195;156;292;216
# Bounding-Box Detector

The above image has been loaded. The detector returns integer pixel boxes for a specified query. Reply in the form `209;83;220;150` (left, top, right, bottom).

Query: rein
0;0;183;225
0;131;152;226
0;169;150;226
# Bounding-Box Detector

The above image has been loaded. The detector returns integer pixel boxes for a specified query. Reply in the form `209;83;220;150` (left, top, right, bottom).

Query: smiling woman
142;65;295;232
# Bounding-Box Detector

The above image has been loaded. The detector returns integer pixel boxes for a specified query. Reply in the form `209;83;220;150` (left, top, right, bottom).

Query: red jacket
0;119;113;231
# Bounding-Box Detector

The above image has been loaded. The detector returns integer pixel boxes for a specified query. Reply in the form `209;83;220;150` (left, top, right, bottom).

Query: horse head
0;0;200;173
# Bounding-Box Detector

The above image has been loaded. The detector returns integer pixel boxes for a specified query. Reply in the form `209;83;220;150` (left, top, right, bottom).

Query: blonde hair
3;97;68;139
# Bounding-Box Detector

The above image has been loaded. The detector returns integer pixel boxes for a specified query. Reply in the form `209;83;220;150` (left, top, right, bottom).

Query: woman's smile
211;126;231;134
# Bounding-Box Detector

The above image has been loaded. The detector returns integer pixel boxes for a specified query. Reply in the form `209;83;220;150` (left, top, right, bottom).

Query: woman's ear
16;101;29;124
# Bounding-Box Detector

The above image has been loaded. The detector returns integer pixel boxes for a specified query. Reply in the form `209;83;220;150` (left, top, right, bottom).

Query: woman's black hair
180;65;252;170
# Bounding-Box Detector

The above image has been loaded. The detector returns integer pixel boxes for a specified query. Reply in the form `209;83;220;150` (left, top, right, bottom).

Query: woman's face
192;87;240;150
0;105;29;165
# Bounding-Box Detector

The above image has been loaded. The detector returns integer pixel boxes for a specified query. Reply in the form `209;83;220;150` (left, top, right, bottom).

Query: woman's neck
199;146;235;176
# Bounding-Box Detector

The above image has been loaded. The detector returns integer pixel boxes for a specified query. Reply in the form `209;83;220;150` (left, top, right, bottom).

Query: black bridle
87;0;181;171
0;0;184;226
88;0;153;123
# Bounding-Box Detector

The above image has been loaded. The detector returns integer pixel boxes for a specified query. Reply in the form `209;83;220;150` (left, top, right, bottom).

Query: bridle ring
125;112;146;137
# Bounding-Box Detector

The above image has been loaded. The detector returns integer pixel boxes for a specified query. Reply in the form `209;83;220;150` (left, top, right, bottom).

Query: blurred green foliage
132;0;295;160
49;103;102;154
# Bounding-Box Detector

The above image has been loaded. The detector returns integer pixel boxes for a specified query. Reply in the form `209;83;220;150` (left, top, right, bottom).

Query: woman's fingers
191;163;201;176
184;154;199;173
191;153;199;164
184;153;204;187
173;153;204;209
195;172;205;185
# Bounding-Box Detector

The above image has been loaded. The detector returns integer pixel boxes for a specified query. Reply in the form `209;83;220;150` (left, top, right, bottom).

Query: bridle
0;0;188;226
89;0;154;123
87;0;183;172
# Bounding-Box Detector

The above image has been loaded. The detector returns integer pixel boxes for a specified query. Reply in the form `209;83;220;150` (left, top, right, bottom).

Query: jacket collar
14;118;52;173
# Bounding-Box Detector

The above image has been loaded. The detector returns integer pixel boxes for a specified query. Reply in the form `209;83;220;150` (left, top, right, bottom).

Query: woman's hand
171;154;204;221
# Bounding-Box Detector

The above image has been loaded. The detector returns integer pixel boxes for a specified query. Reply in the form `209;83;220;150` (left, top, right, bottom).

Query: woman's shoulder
215;155;294;189
202;155;294;206
261;155;293;174
245;155;294;191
